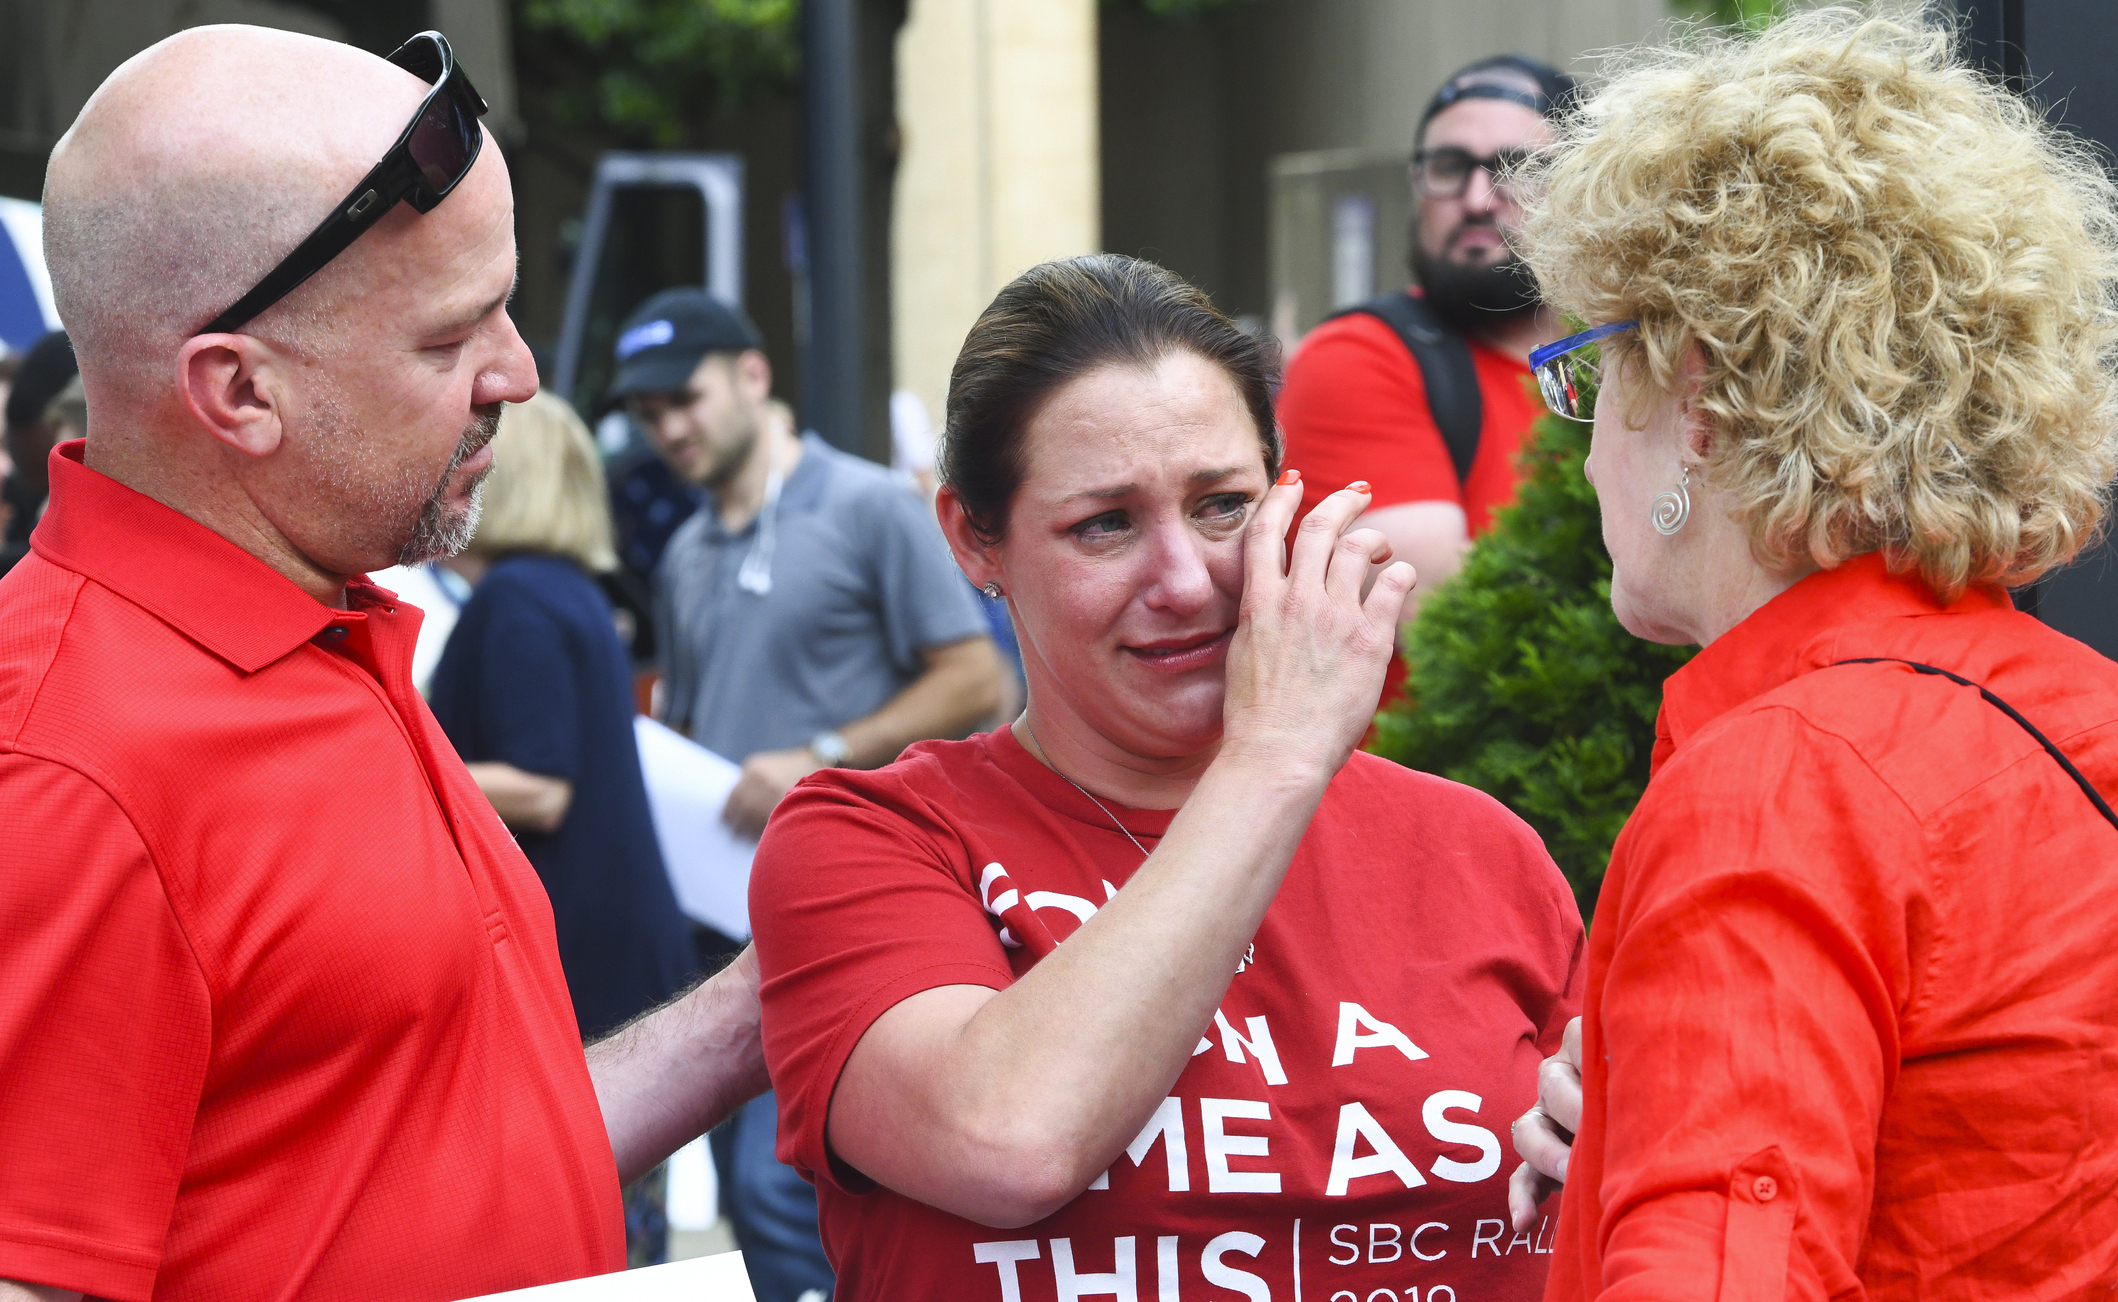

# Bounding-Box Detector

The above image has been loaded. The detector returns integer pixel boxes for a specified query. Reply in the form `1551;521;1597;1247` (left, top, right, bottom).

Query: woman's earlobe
1681;409;1716;464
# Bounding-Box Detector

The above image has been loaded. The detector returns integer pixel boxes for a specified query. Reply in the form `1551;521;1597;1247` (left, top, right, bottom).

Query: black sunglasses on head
200;31;488;336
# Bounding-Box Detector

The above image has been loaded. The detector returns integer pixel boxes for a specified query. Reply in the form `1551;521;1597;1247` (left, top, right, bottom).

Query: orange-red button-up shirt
1546;553;2118;1300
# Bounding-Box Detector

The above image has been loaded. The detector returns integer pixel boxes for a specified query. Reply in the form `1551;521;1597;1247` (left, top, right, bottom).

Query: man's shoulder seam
1;738;215;997
0;566;90;751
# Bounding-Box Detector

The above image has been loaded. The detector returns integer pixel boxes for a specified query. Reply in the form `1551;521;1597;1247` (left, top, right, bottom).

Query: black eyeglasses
200;31;488;336
1412;146;1530;200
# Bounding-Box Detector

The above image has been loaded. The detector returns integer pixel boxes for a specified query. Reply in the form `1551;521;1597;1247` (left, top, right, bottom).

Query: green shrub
1367;409;1694;920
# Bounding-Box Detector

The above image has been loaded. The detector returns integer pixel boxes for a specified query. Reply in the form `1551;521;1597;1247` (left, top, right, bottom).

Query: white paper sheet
632;716;755;939
455;1252;754;1301
666;1134;717;1231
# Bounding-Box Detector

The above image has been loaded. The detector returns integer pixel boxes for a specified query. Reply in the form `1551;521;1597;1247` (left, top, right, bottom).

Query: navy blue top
429;552;693;1039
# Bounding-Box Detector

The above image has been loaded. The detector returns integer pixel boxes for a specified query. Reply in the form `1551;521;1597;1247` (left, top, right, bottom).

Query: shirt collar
983;724;1176;841
31;440;348;674
1655;551;2010;763
700;432;835;542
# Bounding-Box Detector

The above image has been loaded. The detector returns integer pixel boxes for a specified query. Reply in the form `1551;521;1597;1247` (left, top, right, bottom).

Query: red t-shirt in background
1277;307;1544;534
751;726;1585;1302
0;443;623;1300
1275;306;1546;709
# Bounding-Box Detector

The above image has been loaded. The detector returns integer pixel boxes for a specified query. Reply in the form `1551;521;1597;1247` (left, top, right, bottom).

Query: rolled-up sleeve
750;772;1014;1193
1591;707;1922;1301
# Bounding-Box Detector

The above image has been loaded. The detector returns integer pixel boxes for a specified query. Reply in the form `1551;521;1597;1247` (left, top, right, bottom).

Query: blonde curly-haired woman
1501;7;2118;1297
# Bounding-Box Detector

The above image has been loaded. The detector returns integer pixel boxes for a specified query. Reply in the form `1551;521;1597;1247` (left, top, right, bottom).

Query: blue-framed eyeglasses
1528;320;1637;421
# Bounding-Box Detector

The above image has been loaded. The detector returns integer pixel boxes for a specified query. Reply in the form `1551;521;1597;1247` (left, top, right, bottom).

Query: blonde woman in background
1503;7;2118;1296
429;390;695;1052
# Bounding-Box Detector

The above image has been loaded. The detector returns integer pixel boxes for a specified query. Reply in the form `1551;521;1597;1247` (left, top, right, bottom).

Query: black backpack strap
1831;658;2118;833
1327;291;1484;486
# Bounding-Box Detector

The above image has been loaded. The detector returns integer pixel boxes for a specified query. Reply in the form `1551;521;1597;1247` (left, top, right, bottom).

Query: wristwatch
807;729;852;767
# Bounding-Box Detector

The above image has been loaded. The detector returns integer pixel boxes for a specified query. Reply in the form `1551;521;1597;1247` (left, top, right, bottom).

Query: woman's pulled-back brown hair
941;254;1280;543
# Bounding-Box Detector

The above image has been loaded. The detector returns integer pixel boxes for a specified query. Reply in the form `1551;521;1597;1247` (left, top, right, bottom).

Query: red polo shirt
0;442;624;1300
1547;554;2118;1299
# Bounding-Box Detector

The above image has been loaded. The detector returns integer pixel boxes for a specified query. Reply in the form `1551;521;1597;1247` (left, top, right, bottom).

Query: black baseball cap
1418;55;1579;138
607;288;763;401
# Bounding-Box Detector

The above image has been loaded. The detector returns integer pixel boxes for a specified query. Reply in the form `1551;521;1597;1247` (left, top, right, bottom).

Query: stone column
891;0;1100;452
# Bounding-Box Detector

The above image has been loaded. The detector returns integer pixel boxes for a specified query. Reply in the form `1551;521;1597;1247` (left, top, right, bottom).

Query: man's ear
934;484;1002;591
735;348;773;405
177;334;285;458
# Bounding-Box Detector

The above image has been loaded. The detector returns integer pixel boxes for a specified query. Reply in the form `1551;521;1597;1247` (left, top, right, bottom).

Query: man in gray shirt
655;402;998;828
613;287;1000;1301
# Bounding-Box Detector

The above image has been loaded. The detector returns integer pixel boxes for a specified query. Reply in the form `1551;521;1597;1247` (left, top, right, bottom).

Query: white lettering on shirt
978;864;1022;948
1214;1010;1288;1085
1412;1221;1449;1261
1328;1223;1359;1265
1156;1236;1180;1302
1025;890;1099;926
1329;1002;1429;1066
1471;1218;1507;1257
1090;1096;1189;1193
1200;1097;1281;1193
1200;1231;1271;1302
1052;1235;1138;1301
1367;1222;1402;1263
973;1239;1041;1302
1127;1095;1190;1192
1422;1090;1501;1183
1325;1101;1425;1196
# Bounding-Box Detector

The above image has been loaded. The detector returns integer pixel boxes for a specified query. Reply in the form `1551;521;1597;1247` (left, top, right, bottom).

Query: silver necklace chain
1019;720;1151;861
1019;720;1254;975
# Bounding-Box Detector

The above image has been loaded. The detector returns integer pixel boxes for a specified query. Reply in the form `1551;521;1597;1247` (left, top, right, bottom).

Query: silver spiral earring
1651;466;1691;536
981;581;1003;599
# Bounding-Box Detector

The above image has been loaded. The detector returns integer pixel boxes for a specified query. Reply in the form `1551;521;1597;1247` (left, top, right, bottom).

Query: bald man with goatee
0;26;765;1302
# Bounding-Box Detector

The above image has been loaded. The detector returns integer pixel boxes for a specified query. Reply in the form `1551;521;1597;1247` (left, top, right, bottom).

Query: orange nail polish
1349;480;1371;493
1277;468;1300;485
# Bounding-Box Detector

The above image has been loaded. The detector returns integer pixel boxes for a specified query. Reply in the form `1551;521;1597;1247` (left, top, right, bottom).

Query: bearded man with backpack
1277;55;1577;699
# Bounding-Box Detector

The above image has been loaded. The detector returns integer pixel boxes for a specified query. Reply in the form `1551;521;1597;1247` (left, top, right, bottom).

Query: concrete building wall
891;0;1100;439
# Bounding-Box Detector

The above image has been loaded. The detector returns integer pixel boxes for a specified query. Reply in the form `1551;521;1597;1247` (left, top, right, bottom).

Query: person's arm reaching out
586;946;770;1186
822;478;1414;1227
464;761;572;833
723;635;1003;838
450;587;583;836
1358;499;1471;626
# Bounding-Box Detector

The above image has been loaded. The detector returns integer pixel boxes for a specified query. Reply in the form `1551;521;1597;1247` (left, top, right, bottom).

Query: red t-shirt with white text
751;727;1584;1302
